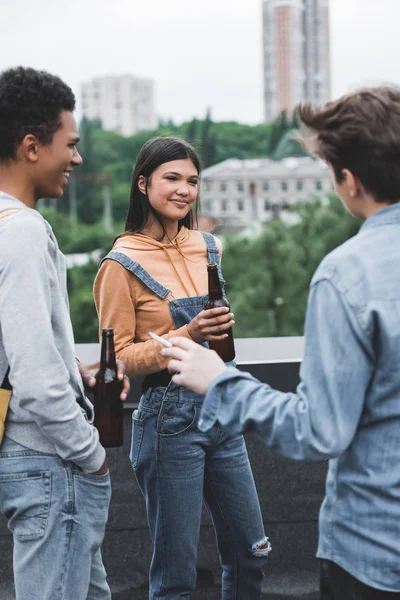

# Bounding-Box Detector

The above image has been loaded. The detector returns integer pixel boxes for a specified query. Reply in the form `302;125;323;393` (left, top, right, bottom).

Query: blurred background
1;0;398;342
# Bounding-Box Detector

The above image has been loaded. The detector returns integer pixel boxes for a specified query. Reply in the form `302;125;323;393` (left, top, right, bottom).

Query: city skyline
1;0;399;126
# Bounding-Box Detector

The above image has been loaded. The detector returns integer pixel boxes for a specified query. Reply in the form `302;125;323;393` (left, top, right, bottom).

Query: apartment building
81;74;157;136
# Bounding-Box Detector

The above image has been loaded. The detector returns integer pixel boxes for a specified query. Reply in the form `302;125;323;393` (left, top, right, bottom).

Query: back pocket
0;471;51;540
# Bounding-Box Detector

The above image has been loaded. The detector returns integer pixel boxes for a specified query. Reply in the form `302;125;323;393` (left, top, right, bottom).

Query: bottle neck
208;266;223;300
100;332;117;371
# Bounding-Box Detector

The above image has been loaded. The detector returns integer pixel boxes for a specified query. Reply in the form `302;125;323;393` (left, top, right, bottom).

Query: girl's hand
186;307;235;343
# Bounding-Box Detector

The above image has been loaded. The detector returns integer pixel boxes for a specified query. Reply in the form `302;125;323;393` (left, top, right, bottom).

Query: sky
1;0;399;125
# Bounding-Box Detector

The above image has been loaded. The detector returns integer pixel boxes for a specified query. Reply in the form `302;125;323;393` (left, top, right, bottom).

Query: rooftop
202;157;330;181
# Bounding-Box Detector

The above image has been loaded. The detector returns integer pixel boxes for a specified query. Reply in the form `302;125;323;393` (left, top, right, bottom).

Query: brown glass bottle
204;264;235;362
93;328;123;447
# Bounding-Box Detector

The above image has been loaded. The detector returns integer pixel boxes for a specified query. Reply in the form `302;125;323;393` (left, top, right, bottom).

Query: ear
20;134;41;164
341;169;362;198
137;175;147;195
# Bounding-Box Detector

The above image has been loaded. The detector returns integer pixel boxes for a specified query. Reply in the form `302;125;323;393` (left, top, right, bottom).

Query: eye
165;176;178;181
189;180;199;186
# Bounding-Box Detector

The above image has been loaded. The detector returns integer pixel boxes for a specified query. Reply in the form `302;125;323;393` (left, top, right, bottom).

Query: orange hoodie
93;227;222;377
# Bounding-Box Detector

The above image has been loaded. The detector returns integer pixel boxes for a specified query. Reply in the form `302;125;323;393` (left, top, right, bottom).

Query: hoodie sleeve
0;213;105;473
94;259;191;377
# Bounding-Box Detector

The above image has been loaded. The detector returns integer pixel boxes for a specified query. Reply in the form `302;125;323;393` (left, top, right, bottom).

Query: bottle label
104;368;116;383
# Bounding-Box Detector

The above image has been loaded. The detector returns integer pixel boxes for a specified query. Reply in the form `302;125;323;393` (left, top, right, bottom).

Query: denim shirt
199;203;400;591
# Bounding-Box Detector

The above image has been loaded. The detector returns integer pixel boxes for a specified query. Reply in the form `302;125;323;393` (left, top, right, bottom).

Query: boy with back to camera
162;86;400;599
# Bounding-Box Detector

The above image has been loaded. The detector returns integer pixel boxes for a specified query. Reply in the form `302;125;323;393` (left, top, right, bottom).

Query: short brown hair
297;86;400;203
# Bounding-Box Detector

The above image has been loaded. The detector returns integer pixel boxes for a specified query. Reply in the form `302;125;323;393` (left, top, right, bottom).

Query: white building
262;0;331;122
200;157;333;227
81;75;157;136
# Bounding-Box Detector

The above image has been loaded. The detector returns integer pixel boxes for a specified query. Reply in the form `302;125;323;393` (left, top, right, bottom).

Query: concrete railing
0;338;325;600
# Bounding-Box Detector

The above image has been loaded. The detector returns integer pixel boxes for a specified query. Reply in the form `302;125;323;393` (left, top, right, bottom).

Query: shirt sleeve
0;214;105;472
198;278;374;461
94;259;191;378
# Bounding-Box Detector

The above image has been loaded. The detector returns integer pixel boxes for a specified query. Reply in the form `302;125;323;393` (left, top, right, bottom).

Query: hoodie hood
112;226;201;297
113;226;190;253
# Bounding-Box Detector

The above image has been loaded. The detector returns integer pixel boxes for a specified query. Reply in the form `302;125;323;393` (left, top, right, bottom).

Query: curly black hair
0;66;76;162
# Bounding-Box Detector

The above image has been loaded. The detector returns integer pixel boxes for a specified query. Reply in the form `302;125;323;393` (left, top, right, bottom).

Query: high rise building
262;0;331;122
81;75;157;136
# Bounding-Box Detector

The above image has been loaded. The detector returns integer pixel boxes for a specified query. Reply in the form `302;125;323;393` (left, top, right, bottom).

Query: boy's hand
161;337;226;395
90;459;109;476
77;360;130;401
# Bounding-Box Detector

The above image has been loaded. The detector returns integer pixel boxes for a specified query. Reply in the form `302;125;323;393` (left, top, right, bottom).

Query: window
204;182;211;192
221;199;228;212
220;182;227;192
281;201;289;210
237;200;244;212
271;203;280;215
203;200;212;213
281;181;288;191
237;182;244;192
315;180;322;190
263;182;269;191
264;199;271;211
296;181;303;191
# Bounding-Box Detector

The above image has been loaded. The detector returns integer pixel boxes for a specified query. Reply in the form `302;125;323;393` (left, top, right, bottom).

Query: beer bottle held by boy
93;328;124;447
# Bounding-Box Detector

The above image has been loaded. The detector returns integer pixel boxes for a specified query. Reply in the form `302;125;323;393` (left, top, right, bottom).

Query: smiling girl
94;137;270;599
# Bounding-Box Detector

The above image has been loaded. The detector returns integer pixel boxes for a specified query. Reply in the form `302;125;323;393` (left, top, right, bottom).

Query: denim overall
105;232;270;599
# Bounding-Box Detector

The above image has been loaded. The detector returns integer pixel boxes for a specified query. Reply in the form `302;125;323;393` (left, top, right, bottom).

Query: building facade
200;157;333;229
263;0;331;122
81;75;157;136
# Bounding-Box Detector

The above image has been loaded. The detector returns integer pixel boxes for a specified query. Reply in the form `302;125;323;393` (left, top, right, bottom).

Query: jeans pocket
130;409;144;468
157;401;197;436
0;471;51;541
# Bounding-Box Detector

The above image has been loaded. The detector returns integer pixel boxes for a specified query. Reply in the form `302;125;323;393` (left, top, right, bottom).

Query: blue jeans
0;437;111;600
131;385;270;599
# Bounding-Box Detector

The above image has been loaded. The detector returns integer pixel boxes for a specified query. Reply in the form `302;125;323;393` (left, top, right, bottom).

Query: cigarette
147;331;173;348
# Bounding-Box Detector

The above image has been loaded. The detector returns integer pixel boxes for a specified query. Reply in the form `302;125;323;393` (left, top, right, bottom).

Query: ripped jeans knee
251;536;272;558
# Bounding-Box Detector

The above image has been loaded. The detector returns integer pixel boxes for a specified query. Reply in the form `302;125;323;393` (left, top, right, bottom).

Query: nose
176;184;189;197
72;149;83;166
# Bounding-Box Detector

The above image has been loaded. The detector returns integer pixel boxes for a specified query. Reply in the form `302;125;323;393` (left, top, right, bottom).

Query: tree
267;110;291;155
200;108;217;168
221;194;361;338
272;130;307;161
185;118;199;145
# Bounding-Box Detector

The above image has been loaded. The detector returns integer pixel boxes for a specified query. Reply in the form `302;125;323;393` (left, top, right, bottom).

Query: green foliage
38;209;121;343
67;262;100;343
41;113;357;343
71;110;301;227
38;208;119;254
272;130;306;161
222;195;361;338
42;191;361;343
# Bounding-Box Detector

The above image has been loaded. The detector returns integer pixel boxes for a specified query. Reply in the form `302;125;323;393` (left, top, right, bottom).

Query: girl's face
138;158;199;224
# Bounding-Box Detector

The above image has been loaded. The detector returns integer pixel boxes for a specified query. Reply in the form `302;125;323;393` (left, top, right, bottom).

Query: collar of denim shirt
361;202;400;232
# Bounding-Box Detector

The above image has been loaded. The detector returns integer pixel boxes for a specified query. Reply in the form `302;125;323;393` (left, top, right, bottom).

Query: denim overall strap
201;232;225;284
100;251;170;300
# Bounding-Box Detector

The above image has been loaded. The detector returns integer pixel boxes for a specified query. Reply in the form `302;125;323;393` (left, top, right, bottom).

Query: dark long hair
124;136;201;236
